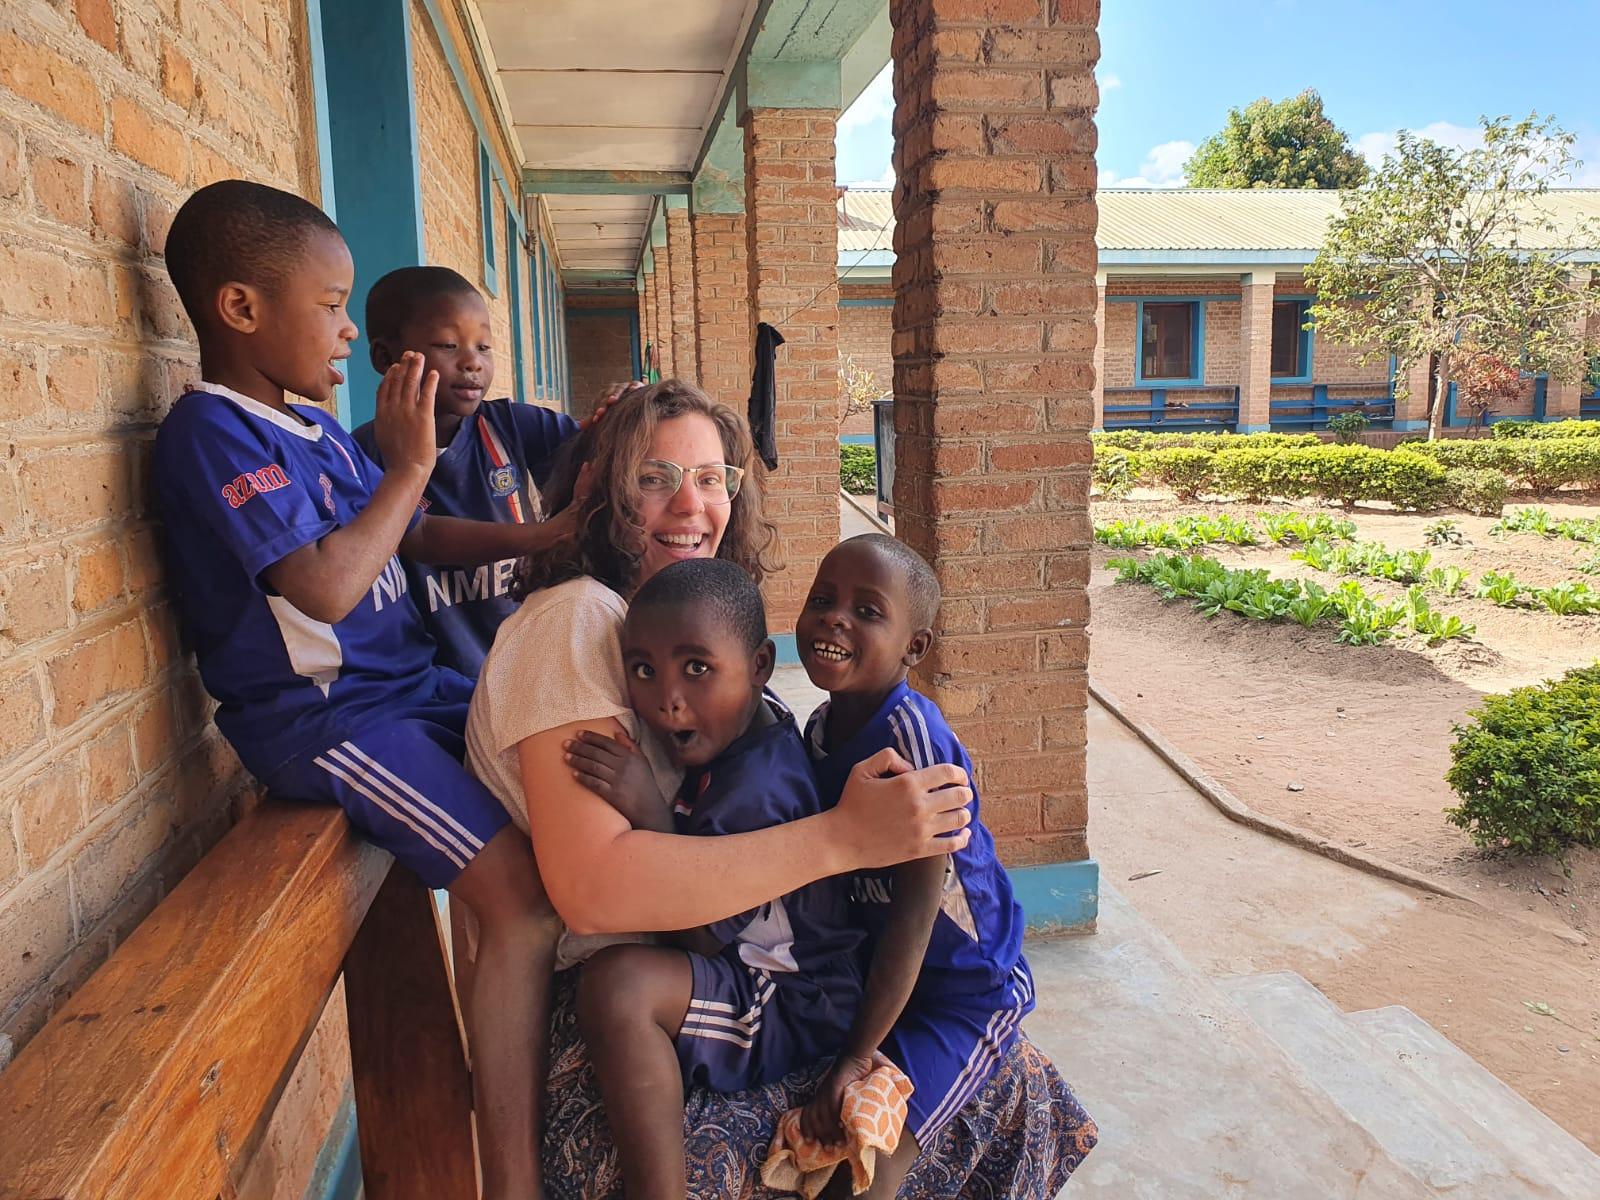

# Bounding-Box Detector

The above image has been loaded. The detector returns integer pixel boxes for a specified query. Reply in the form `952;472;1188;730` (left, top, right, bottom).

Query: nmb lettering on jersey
221;464;291;509
423;559;517;613
370;557;409;612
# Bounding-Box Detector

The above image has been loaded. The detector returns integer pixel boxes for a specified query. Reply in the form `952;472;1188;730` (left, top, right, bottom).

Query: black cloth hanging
748;321;785;470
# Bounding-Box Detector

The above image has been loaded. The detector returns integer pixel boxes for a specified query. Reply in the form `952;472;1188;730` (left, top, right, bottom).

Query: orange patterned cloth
760;1055;914;1197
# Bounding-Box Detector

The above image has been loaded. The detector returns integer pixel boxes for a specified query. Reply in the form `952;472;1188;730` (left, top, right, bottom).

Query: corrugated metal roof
838;188;893;252
837;186;1600;257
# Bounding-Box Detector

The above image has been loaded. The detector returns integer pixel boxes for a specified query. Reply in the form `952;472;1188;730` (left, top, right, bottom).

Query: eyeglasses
637;459;745;503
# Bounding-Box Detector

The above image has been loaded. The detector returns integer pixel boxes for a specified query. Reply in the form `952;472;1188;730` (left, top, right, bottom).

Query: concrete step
1219;971;1561;1198
1348;1005;1600;1197
1024;889;1434;1198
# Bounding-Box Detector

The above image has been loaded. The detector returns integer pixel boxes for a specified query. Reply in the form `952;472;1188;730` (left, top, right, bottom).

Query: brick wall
689;208;749;406
889;0;1099;868
743;107;842;627
565;295;635;419
0;0;321;1066
839;282;892;437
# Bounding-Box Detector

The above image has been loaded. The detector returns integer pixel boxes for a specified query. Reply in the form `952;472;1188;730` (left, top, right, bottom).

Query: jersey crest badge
488;465;518;497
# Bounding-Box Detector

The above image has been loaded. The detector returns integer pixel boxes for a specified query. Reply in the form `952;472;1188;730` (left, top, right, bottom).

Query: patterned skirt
542;971;1098;1198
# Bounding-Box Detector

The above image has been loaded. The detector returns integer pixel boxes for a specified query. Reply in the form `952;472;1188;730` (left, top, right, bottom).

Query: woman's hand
799;1052;876;1146
564;728;670;832
830;748;972;871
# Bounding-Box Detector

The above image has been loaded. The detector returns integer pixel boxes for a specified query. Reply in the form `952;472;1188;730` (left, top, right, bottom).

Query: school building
828;185;1600;446
0;1;1099;1194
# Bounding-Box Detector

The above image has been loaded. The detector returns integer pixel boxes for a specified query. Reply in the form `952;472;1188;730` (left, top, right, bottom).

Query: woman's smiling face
635;413;732;586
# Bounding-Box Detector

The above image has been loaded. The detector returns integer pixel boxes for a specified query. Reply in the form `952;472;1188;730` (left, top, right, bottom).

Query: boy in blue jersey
796;534;1034;1198
352;267;595;677
565;559;864;1200
152;180;576;1200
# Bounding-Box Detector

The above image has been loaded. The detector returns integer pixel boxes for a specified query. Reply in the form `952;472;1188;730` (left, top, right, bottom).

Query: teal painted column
315;0;426;429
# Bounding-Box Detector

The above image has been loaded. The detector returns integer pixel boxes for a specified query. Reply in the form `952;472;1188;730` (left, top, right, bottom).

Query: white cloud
1099;139;1194;189
845;163;896;190
1097;70;1122;91
1354;120;1483;167
839;63;893;133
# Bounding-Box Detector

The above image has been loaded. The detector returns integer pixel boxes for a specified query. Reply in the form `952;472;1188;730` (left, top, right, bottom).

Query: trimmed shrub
1211;447;1311;503
1092;447;1142;497
1144;447;1215;501
1444;467;1508;516
1492;418;1600;440
1209;444;1446;510
1399;439;1600;494
1093;430;1320;451
840;444;876;494
1445;664;1600;856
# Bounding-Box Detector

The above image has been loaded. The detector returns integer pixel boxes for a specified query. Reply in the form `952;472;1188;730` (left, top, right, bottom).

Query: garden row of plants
1106;552;1476;646
1489;506;1600;544
1289;539;1600;614
1447;663;1600;855
1093;512;1357;549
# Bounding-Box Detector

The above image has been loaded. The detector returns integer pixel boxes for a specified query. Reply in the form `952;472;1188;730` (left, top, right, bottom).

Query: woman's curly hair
514;379;783;599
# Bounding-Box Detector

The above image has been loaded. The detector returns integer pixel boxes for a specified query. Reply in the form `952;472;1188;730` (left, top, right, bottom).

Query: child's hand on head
564;728;664;828
375;351;439;477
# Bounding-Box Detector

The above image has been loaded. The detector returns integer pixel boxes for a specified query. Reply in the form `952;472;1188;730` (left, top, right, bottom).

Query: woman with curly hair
461;379;976;1195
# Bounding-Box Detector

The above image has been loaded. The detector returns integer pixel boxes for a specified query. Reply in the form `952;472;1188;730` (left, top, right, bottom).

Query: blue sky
836;0;1600;189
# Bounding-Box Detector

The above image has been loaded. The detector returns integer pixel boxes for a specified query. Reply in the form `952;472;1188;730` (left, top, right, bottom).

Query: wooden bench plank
345;869;477;1199
0;801;390;1200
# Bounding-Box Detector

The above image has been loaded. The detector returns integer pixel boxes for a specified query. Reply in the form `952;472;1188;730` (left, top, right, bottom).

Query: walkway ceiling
468;0;888;284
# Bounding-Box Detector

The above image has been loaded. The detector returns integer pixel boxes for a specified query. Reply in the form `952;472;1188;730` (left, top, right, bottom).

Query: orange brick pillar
652;218;676;379
1545;268;1594;422
742;104;841;628
664;199;699;384
890;0;1100;888
1092;271;1107;430
691;208;750;404
1237;270;1276;432
641;259;658;376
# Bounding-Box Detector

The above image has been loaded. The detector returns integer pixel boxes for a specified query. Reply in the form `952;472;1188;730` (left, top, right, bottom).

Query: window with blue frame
504;201;526;404
1271;299;1313;382
1139;301;1201;383
528;227;546;398
478;143;498;296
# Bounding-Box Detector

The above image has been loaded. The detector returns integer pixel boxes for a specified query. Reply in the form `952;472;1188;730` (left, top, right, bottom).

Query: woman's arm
518;721;971;936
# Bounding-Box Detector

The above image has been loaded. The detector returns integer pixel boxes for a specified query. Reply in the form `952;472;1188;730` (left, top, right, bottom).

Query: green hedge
1443;468;1508;517
1101;443;1449;510
1397;439;1600;494
1093;430;1320;451
840;444;876;494
1445;664;1600;856
1492;419;1600;440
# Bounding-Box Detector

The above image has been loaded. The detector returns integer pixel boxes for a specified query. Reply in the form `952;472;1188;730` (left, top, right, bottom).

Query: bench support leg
345;867;477;1199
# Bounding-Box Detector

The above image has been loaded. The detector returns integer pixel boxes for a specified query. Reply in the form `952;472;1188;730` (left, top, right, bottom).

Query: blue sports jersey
153;383;451;779
353;399;577;677
805;681;1027;1002
677;694;864;993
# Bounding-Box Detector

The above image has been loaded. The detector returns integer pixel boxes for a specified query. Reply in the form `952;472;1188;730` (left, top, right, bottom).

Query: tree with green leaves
1307;114;1600;440
1185;90;1369;189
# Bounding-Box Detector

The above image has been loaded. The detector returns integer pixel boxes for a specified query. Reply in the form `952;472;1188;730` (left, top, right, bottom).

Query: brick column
742;106;841;627
1398;357;1433;430
1091;270;1107;430
1545;269;1593;421
640;262;659;376
652;231;676;378
1237;270;1275;431
691;209;750;403
890;0;1098;871
665;203;699;384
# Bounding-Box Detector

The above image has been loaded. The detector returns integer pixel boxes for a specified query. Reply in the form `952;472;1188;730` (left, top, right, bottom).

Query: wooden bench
0;799;476;1199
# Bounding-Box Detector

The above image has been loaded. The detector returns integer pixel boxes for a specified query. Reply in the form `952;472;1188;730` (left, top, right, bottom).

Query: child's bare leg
450;827;562;1200
576;944;694;1200
858;1130;920;1199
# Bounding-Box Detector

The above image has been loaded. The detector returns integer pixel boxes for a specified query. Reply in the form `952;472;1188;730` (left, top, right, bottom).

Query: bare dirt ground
1088;492;1600;1147
1090;492;1600;939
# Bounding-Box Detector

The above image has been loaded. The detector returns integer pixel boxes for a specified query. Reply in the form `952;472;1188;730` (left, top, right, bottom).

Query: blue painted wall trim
307;1093;361;1200
302;0;348;427
1107;294;1238;304
773;633;799;665
1010;859;1099;933
839;297;895;309
1237;423;1271;433
1394;419;1429;431
318;0;427;429
839;433;874;445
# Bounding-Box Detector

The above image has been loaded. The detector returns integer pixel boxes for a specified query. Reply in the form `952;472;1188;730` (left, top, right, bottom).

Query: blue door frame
310;0;427;430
